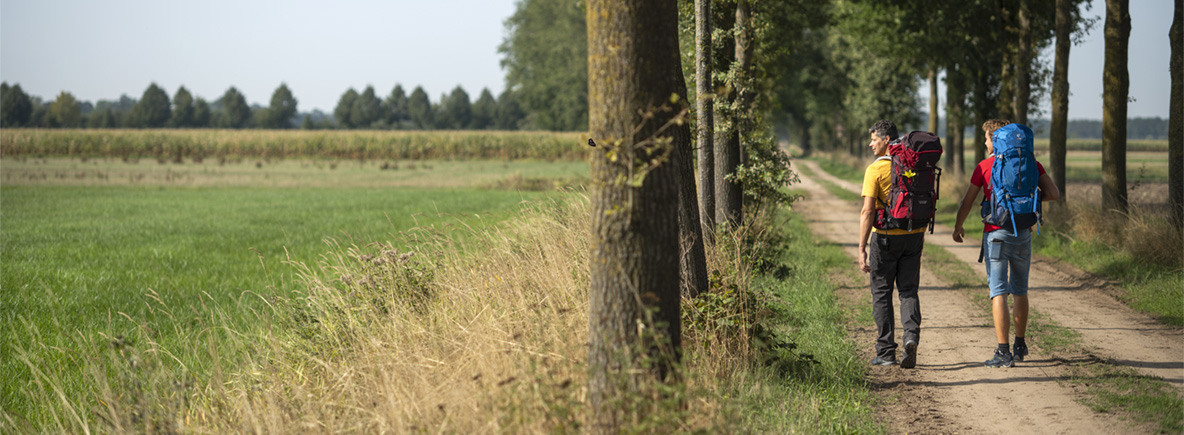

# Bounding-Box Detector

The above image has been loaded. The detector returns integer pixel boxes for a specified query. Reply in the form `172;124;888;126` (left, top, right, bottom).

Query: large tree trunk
998;1;1017;122
1170;0;1183;227
929;68;939;134
585;0;684;430
1051;0;1072;203
1102;0;1130;213
973;70;989;164
695;0;715;234
1014;0;1032;125
944;67;962;175
798;117;813;157
716;0;748;228
955;113;966;174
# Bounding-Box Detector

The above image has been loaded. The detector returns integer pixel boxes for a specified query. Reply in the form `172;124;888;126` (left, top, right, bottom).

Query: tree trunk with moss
696;0;715;235
717;0;748;229
1013;0;1032;125
585;0;685;431
1051;0;1072;202
1170;0;1182;227
1102;0;1130;213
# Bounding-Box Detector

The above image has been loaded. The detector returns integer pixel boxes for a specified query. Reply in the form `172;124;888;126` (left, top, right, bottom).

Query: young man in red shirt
952;119;1060;368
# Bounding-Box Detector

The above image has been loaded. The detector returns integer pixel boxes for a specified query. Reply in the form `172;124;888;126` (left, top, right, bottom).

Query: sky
0;0;1176;119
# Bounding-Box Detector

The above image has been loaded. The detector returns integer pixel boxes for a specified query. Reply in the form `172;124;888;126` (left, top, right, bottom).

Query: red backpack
874;131;944;233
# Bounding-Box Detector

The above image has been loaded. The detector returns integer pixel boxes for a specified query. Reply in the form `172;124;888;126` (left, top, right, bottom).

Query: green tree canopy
437;86;472;130
218;87;251;129
470;88;497;129
499;0;588;131
265;83;298;129
407;86;434;129
351;86;383;129
46;91;82;128
1;83;33;127
495;89;526;130
334;88;358;128
384;84;410;128
171;86;195;128
131;83;172;128
88;108;117;128
193;98;211;128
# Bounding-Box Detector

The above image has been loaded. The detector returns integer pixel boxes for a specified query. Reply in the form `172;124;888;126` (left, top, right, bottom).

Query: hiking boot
900;340;918;369
985;349;1014;368
871;356;897;366
1013;342;1028;362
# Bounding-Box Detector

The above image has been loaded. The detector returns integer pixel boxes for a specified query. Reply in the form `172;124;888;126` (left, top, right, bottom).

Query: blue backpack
981;123;1041;234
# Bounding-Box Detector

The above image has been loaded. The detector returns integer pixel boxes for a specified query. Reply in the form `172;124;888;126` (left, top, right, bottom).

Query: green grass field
0;158;585;425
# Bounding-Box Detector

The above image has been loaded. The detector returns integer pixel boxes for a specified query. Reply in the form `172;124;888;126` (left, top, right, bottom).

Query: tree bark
944;69;959;175
1051;0;1072;203
1169;0;1182;227
929;68;939;134
1102;0;1130;213
1014;0;1032;125
998;2;1017;122
973;70;989;164
716;0;748;228
585;0;684;430
798;117;813;158
696;0;715;234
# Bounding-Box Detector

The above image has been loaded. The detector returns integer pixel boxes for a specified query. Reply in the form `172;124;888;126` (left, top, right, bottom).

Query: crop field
1033;138;1170;152
0;129;590;161
0;130;591;425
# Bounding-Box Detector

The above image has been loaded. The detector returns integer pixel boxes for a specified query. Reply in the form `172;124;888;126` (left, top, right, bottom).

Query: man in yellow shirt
859;120;926;369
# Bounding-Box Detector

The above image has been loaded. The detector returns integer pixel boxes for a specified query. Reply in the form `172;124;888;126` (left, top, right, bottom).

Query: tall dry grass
7;192;772;433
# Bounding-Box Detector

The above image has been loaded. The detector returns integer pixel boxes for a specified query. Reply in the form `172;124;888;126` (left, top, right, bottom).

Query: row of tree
562;0;1183;429
330;85;525;130
0;82;530;131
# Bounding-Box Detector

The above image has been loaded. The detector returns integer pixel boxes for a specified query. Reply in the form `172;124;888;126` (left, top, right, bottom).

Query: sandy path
791;159;1177;434
799;159;1184;389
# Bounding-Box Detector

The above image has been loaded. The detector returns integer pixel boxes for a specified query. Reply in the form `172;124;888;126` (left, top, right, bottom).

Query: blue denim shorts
983;228;1032;298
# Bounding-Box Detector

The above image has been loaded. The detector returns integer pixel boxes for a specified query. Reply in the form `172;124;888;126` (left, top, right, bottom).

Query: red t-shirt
970;155;1046;233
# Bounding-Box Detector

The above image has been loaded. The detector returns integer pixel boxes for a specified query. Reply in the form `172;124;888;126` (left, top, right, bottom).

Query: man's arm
859;195;876;273
953;183;982;243
1037;173;1060;202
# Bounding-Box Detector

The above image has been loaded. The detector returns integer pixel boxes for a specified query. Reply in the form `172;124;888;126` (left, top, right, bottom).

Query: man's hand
859;245;871;273
952;225;965;243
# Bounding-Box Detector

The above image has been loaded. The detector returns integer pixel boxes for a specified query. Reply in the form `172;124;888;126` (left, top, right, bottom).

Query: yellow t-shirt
862;158;926;235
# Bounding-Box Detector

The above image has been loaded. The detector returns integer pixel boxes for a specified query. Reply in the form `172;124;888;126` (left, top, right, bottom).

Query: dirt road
792;159;1183;434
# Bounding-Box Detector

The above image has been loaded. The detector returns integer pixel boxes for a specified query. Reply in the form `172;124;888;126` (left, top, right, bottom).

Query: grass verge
796;163;862;203
727;210;884;434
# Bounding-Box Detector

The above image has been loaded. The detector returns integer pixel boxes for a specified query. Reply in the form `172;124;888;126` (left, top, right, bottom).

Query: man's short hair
869;120;898;141
982;119;1011;138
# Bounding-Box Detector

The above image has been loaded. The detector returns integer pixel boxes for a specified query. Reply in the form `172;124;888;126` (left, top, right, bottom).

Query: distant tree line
1029;117;1171;139
0;81;529;131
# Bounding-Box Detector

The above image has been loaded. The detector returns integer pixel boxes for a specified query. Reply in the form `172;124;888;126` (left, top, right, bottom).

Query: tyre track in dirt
792;159;1172;434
